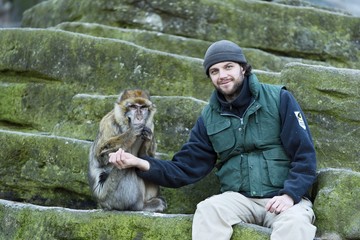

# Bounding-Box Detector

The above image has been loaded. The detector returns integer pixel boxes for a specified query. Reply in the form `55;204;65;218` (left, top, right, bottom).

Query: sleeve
136;116;217;188
278;89;317;203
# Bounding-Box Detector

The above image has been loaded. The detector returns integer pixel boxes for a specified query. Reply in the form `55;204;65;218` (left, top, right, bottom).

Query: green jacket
201;74;290;197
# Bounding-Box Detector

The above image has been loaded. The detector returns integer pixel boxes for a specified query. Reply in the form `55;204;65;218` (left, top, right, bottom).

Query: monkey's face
115;90;155;128
125;103;150;125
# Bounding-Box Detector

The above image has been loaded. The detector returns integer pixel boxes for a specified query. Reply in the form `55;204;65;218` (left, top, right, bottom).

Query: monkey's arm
138;126;156;157
99;132;134;153
98;123;151;163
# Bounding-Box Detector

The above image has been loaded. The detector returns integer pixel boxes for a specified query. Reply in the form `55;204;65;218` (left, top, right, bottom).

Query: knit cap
203;40;247;76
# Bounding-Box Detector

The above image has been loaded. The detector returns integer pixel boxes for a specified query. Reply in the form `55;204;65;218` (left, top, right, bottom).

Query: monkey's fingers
141;127;153;140
132;124;145;136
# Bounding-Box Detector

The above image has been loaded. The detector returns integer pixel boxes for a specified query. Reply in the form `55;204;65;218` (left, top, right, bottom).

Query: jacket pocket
207;119;235;153
215;156;242;192
263;148;290;187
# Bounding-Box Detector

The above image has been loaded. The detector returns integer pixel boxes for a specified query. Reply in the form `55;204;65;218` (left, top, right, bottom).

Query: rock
281;63;360;171
1;30;358;170
0;128;221;213
0;27;278;141
0;129;93;209
0;199;271;239
53;21;330;72
313;168;360;239
22;0;360;69
0;28;210;100
0;199;193;239
0;0;359;238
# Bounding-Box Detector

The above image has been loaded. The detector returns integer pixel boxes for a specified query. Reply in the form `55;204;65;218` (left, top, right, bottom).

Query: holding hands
109;148;150;171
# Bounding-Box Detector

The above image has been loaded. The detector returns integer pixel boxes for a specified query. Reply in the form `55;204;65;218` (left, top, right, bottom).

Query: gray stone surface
0;0;359;239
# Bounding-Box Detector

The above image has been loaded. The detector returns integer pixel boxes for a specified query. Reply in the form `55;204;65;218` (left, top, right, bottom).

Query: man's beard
215;77;244;101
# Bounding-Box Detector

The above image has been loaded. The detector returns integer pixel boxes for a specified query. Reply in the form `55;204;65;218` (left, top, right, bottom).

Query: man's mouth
220;80;232;86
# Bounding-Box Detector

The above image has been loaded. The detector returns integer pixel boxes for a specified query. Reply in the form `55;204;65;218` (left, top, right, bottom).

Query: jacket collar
209;73;260;115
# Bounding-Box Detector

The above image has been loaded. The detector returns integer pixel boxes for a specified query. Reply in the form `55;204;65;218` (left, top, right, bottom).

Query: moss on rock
281;63;360;171
313;169;360;239
0;199;272;240
54;22;330;72
0;0;359;238
0;28;212;99
22;0;360;69
0;129;219;214
0;129;93;209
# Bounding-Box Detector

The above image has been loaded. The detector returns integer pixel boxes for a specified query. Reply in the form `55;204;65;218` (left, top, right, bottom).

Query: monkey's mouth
128;118;143;125
132;121;144;126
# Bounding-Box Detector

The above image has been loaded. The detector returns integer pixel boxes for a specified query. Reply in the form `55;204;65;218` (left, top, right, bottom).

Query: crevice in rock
0;69;60;83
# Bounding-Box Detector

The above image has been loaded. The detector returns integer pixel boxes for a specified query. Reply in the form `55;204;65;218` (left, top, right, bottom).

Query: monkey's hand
141;126;153;141
132;124;145;137
98;150;111;166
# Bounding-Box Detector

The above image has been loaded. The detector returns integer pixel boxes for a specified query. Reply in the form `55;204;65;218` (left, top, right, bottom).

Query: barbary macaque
88;89;166;212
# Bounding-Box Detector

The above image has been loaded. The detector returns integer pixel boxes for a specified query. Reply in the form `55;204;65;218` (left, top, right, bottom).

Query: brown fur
88;89;166;212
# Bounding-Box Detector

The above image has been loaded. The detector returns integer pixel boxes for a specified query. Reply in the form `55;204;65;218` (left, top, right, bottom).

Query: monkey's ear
114;101;129;128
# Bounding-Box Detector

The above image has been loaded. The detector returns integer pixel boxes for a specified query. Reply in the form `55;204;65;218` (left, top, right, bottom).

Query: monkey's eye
127;104;138;111
127;104;149;113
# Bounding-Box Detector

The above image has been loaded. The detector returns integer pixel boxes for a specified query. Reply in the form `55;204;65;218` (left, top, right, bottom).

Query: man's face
208;61;245;101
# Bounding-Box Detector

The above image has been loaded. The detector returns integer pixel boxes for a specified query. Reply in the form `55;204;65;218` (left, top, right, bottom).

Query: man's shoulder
260;82;285;91
258;83;285;100
201;103;212;118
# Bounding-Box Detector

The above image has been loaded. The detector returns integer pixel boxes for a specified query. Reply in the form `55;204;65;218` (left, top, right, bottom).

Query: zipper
239;99;256;127
220;99;260;126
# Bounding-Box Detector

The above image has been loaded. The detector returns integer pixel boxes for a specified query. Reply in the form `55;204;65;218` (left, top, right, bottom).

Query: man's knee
196;196;217;213
285;199;315;223
195;193;233;215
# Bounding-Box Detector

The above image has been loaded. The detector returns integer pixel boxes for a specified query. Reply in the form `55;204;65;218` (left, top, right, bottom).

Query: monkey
88;89;166;212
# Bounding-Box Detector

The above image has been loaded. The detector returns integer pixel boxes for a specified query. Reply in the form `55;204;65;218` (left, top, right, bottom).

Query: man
109;40;317;240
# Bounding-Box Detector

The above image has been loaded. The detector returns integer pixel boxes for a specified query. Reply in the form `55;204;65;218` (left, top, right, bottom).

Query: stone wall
0;0;359;239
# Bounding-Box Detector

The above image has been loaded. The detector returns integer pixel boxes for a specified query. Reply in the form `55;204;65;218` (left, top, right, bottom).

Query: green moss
313;169;360;238
280;63;360;171
22;0;360;69
0;1;359;238
0;28;212;99
0;199;272;239
0;201;193;239
55;22;210;59
0;130;93;208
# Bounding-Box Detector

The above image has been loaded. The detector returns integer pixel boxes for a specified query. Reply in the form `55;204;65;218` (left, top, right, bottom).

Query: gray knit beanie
203;40;247;76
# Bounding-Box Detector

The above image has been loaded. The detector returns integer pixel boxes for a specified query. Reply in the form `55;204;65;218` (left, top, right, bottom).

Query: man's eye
210;70;218;75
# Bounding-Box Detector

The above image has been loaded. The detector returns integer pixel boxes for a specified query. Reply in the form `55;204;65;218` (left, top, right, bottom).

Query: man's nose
219;69;227;78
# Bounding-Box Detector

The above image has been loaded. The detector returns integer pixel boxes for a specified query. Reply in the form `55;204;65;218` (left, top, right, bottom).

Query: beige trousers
192;191;316;240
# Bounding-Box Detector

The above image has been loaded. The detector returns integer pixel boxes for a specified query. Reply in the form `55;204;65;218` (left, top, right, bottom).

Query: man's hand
265;194;294;214
109;148;150;171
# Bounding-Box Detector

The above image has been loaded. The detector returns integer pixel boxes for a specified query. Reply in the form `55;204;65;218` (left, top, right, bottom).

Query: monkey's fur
88;89;166;212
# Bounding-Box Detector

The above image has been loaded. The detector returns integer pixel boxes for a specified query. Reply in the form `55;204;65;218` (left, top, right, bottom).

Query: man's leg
264;198;317;240
192;192;265;240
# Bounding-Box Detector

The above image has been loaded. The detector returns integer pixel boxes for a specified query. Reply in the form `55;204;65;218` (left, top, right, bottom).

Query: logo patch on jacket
294;111;306;130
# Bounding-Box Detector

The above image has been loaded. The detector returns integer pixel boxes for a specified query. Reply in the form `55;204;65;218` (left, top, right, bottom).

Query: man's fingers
108;150;124;169
265;198;275;211
119;149;125;162
266;195;294;214
265;197;282;213
109;152;116;163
